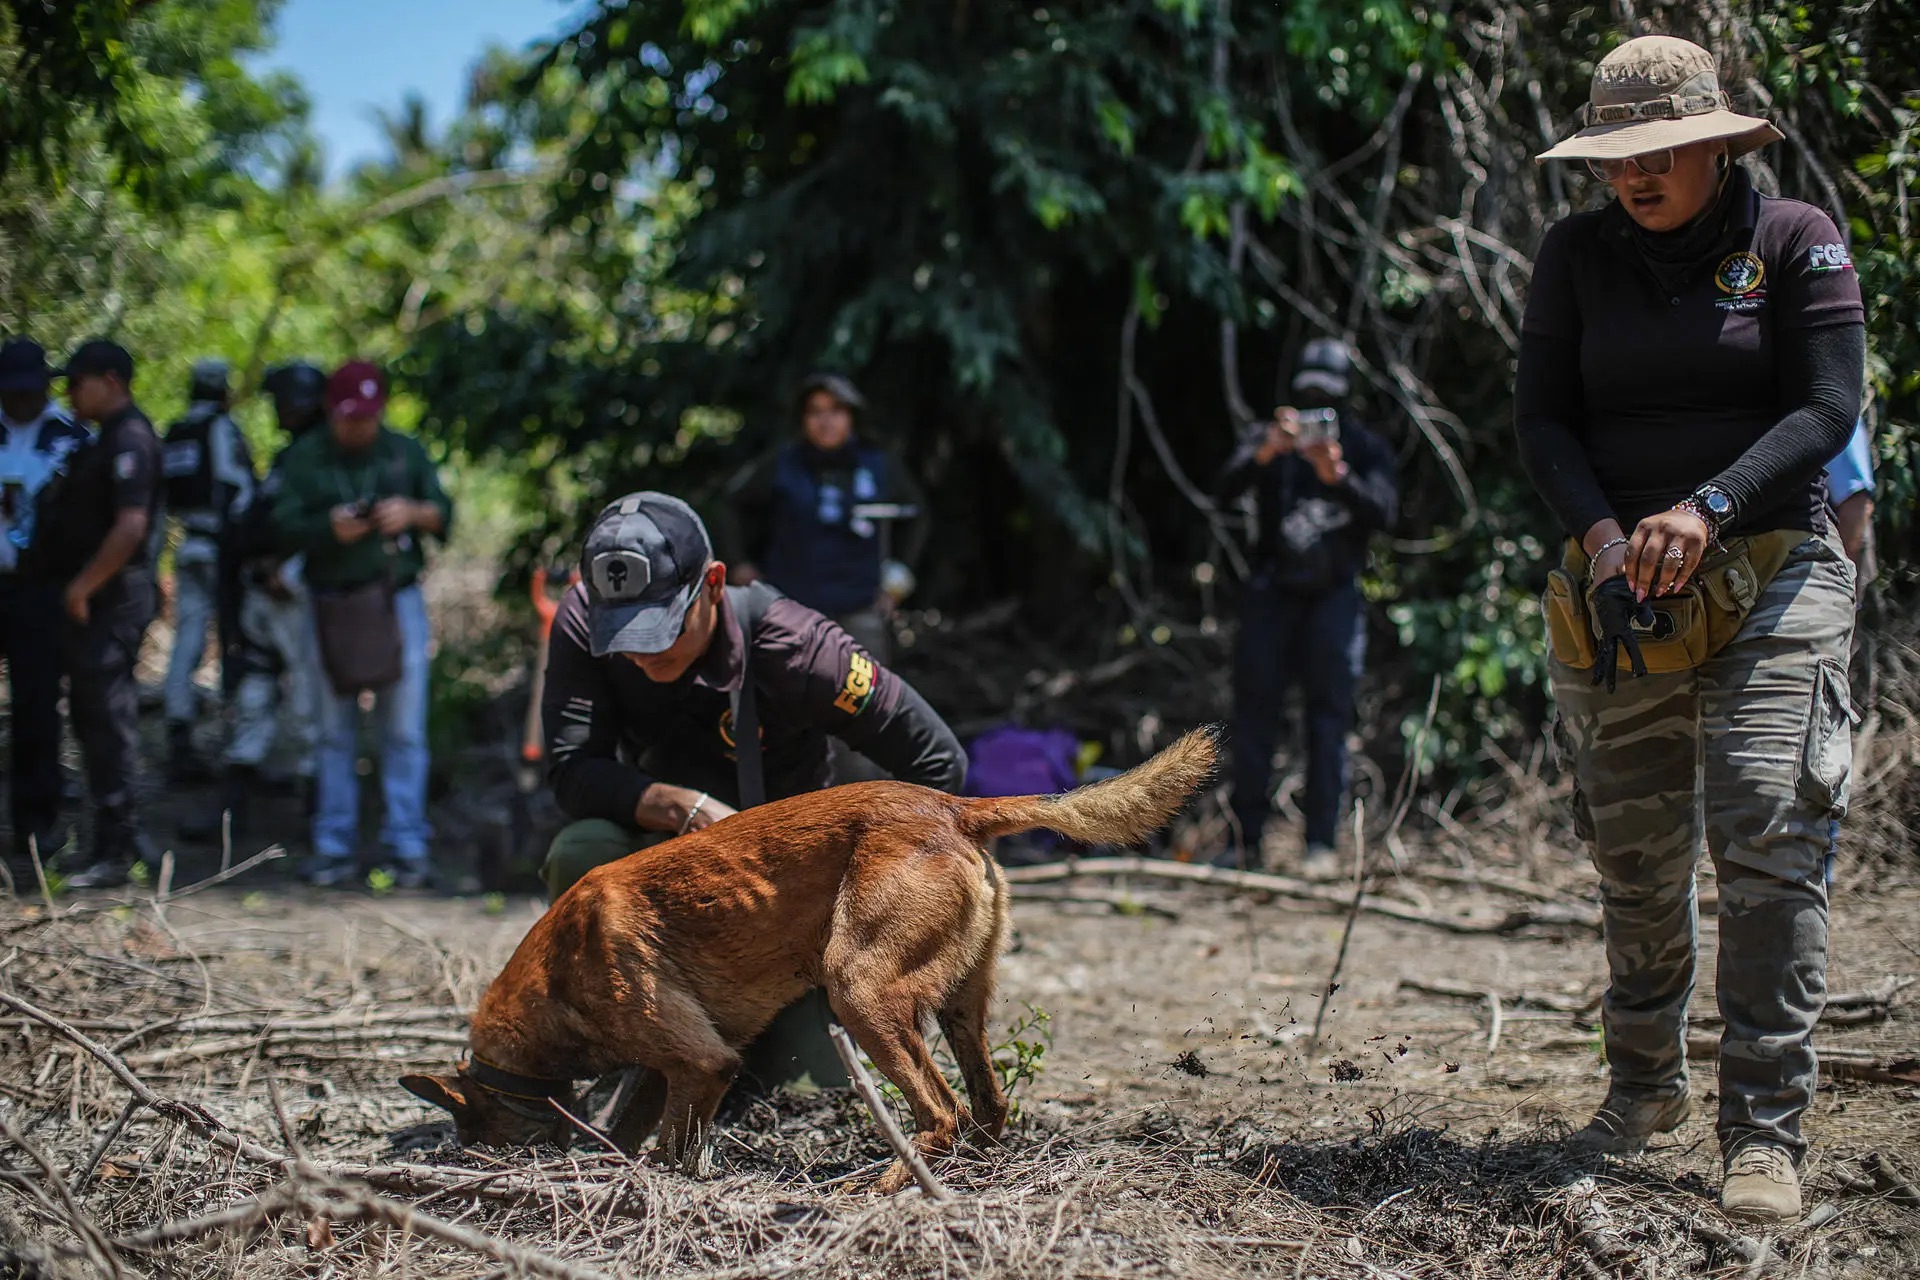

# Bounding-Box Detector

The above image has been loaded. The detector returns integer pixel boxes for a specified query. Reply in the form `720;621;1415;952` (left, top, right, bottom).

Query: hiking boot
1570;1084;1690;1155
1722;1144;1802;1223
64;808;154;890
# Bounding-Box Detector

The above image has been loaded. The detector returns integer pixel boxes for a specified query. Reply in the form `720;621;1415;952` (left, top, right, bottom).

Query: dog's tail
957;726;1220;847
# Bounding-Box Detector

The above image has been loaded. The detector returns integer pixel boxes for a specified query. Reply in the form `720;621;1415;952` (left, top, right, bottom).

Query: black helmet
263;361;326;427
793;371;866;422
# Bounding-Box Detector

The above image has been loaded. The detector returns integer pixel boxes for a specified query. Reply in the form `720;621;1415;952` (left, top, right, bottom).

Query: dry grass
1;864;1916;1280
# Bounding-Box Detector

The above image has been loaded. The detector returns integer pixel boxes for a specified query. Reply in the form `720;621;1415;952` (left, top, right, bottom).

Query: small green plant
128;861;151;887
991;1003;1054;1118
482;892;507;916
366;867;396;897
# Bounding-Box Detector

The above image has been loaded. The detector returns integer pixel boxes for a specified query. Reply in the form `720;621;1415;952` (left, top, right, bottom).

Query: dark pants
1230;575;1365;850
67;573;155;853
0;577;66;848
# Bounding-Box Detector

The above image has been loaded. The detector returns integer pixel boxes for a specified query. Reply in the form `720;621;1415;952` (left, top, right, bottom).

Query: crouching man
539;492;967;1091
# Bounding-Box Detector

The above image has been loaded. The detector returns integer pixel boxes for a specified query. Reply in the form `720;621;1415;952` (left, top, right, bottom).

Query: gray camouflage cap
1537;36;1781;164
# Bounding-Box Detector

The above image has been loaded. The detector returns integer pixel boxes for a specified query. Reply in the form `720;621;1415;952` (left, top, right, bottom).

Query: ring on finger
1664;546;1686;560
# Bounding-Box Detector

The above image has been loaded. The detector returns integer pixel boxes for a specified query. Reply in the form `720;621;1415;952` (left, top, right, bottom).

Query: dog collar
464;1053;575;1102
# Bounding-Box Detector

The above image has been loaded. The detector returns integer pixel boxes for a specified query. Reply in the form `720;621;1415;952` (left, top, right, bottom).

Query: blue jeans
311;584;432;869
1230;575;1366;850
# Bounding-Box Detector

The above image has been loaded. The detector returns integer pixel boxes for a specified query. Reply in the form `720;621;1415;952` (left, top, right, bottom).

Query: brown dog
402;726;1216;1192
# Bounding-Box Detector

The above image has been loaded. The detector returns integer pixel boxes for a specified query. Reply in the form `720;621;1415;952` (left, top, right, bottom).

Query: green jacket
271;425;453;591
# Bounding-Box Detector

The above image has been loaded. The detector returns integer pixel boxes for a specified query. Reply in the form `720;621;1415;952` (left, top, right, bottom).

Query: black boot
63;808;154;890
166;721;214;786
179;765;255;844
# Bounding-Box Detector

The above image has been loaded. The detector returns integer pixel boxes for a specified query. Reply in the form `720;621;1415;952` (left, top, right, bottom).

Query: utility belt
1544;529;1804;675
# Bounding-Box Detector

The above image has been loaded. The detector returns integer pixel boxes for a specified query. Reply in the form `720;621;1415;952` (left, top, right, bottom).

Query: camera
1294;407;1338;447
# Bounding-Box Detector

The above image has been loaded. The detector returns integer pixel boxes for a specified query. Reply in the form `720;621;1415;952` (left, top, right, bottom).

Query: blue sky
255;0;587;178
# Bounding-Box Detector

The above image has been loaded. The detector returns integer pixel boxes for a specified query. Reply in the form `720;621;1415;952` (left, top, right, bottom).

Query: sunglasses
1587;149;1675;180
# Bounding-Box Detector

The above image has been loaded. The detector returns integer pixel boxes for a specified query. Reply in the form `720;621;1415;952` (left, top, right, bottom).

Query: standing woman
1517;37;1864;1223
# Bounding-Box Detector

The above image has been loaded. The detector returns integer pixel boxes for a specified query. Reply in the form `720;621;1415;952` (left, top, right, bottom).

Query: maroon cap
326;361;387;417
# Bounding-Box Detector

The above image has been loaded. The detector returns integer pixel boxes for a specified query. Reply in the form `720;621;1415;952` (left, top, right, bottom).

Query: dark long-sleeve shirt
1515;168;1865;539
541;581;967;824
1215;413;1398;591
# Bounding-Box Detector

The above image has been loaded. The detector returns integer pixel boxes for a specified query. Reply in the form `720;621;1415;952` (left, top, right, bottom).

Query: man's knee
542;819;650;900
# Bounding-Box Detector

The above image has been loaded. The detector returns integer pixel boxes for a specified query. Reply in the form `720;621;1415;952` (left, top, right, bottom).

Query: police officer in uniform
160;358;255;782
179;362;328;843
0;339;90;875
539;492;967;1090
31;341;164;888
1519;37;1865;1222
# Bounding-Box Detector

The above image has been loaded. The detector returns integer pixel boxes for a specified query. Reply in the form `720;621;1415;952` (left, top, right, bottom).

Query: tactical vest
760;442;887;616
162;406;223;514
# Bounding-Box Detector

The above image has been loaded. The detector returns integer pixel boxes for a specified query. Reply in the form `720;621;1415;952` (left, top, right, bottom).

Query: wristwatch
1675;483;1734;545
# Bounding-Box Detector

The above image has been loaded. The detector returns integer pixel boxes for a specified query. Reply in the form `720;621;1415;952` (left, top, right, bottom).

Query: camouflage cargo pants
1551;534;1856;1159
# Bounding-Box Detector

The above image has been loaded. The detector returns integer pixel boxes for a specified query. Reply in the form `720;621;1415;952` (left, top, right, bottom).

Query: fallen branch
1003;856;1599;934
1;846;287;935
1864;1151;1920;1209
1398;977;1596;1015
126;1025;469;1068
1007;885;1180;920
1558;1176;1649;1280
1311;801;1368;1049
1684;1032;1920;1087
827;1024;953;1203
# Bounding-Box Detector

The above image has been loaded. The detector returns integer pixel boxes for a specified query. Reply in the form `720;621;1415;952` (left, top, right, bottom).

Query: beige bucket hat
1536;36;1782;164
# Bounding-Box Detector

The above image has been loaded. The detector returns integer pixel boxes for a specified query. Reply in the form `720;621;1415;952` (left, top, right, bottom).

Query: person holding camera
1216;338;1398;876
1518;37;1863;1222
271;362;452;887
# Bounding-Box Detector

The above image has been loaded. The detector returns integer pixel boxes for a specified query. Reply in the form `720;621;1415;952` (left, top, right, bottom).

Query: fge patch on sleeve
833;651;876;716
114;450;138;480
1808;242;1854;272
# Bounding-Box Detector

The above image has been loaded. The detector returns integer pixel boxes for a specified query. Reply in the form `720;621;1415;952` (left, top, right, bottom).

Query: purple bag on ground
963;725;1082;799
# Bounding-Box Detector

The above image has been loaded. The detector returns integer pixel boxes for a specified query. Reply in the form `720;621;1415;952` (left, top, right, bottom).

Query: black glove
1587;575;1653;693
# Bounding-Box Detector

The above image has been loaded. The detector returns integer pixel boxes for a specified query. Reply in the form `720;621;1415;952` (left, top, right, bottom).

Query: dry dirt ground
0;851;1915;1279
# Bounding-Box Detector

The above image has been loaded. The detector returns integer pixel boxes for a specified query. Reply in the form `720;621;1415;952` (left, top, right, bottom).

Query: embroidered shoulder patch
833;651;877;716
1714;251;1768;313
1807;242;1854;273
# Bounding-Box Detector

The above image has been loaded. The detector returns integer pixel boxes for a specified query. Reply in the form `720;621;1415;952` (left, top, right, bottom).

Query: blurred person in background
30;341;164;889
0;338;90;879
159;358;255;784
179;361;329;845
271;362;452;888
1215;338;1398;878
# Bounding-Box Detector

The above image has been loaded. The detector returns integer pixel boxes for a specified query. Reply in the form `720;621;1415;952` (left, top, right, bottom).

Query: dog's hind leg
937;959;1008;1143
829;985;964;1195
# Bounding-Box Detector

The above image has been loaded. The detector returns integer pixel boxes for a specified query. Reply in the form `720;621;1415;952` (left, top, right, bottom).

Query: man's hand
1254;408;1300;465
371;497;421;537
330;504;373;545
1301;437;1348;486
63;579;90;625
637;783;739;835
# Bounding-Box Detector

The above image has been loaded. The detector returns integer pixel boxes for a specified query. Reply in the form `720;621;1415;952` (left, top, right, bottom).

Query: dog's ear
400;1072;471;1119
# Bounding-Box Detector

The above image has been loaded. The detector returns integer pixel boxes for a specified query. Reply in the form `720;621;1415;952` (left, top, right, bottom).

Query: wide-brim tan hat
1536;35;1782;164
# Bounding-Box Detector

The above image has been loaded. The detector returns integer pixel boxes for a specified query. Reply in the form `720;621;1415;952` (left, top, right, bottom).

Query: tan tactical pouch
1543;530;1803;675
